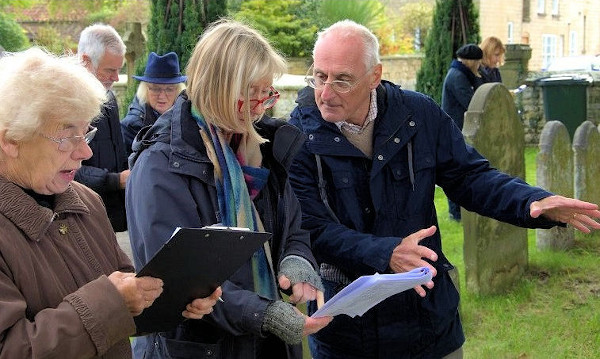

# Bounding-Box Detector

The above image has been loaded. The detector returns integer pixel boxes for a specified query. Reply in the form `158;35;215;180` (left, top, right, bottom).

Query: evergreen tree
147;0;226;67
416;0;480;103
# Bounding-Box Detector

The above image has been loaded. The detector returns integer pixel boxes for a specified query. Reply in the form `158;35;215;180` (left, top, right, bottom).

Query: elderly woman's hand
182;287;222;320
108;271;163;316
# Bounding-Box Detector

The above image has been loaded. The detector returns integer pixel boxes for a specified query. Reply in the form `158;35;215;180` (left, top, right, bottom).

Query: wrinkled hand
390;226;438;297
182;287;222;320
530;195;600;233
278;275;320;305
293;306;332;336
108;271;163;316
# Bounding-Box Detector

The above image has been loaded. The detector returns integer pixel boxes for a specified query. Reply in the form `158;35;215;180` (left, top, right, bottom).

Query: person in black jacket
288;20;600;359
441;44;484;221
76;23;130;232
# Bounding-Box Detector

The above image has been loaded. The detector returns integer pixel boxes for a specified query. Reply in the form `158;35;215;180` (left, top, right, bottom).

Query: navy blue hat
456;44;483;60
133;52;187;84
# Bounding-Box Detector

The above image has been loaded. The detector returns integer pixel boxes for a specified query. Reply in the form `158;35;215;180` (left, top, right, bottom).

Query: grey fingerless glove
262;300;304;344
279;255;324;292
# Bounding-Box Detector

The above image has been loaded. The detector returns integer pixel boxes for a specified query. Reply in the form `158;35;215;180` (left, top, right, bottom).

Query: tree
235;0;318;58
416;0;480;103
147;0;226;67
0;12;29;51
398;1;434;51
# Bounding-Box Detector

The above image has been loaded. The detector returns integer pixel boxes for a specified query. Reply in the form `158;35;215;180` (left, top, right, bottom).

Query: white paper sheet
311;267;433;318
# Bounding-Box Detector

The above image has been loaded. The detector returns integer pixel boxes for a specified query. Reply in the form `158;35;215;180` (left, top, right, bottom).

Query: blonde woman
126;19;331;359
479;36;505;83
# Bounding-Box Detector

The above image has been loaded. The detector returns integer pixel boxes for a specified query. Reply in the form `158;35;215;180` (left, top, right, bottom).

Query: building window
542;34;558;69
552;0;559;15
507;22;514;44
537;0;545;14
569;31;577;55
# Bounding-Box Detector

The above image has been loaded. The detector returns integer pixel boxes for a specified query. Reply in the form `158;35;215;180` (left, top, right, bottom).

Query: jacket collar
0;177;89;242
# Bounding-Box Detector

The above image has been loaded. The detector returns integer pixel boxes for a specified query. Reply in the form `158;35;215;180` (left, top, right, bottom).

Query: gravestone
122;22;146;85
573;121;600;240
462;82;528;295
536;121;574;250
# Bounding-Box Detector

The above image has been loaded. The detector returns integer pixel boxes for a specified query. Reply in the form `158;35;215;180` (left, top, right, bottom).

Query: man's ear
0;129;19;158
369;63;383;90
81;54;93;72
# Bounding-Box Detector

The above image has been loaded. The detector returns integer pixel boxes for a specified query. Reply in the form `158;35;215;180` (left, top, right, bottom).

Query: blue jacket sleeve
120;97;145;157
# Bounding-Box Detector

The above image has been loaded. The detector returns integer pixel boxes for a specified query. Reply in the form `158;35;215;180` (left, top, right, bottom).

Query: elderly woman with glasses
0;48;221;359
121;51;187;156
126;19;332;359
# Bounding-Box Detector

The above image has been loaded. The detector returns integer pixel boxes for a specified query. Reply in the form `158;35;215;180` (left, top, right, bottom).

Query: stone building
476;0;600;70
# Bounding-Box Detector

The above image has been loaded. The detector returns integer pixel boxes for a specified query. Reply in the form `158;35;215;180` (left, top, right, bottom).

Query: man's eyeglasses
147;85;179;95
305;64;375;93
238;86;280;112
40;126;98;152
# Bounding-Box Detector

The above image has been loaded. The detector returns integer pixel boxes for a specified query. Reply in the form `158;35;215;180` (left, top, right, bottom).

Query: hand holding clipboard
134;226;271;334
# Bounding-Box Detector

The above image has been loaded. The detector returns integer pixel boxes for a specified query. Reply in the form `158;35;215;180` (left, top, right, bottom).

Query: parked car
546;55;600;72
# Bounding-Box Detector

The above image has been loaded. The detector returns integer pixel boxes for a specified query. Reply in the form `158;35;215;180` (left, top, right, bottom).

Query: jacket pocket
154;333;221;359
388;154;435;219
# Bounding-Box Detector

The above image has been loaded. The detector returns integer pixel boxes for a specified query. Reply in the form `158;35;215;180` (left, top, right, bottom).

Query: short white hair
77;23;126;68
0;48;107;147
314;20;381;69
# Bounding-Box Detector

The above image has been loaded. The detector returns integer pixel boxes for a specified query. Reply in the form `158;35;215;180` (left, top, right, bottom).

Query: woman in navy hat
121;52;187;156
441;43;484;222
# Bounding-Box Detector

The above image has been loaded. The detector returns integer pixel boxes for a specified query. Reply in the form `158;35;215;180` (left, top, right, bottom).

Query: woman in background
121;51;187;156
479;36;505;83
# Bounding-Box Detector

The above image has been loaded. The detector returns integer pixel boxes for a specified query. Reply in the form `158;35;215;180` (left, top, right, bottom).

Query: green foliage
32;25;76;54
317;0;385;30
398;1;434;51
416;0;480;103
235;0;318;58
0;12;29;51
147;0;226;66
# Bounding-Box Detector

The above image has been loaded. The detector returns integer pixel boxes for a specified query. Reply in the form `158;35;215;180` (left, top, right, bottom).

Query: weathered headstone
122;22;146;85
536;121;574;250
462;82;528;295
573;121;600;240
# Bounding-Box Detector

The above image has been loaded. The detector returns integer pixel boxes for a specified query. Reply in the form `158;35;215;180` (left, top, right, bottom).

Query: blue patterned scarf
192;107;277;299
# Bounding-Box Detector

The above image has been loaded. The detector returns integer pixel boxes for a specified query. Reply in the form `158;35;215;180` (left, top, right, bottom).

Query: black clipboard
134;226;271;334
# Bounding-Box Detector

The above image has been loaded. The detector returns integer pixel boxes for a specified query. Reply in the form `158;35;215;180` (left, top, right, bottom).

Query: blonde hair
480;36;506;67
185;19;286;143
0;47;107;145
136;81;186;106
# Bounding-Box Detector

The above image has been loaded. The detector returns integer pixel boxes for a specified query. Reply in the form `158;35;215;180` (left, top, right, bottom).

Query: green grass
437;146;600;358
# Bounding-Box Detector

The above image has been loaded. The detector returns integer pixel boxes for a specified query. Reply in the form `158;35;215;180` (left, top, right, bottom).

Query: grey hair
77;23;126;69
314;19;381;70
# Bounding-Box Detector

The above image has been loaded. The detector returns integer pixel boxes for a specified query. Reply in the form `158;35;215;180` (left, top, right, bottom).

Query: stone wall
520;73;600;145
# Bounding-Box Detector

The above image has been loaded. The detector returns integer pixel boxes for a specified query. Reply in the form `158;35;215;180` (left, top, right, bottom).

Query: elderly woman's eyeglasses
147;85;179;95
40;126;98;152
237;87;280;112
305;64;374;93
